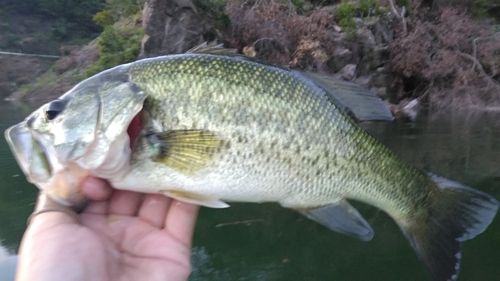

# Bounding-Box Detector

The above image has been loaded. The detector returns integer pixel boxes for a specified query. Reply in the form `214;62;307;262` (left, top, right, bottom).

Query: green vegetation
93;10;115;27
334;0;384;30
192;0;231;35
395;0;412;15
335;2;355;30
85;0;145;77
96;0;145;25
85;26;143;77
17;71;60;97
291;0;306;12
473;0;500;20
358;0;371;14
1;0;144;100
0;0;105;53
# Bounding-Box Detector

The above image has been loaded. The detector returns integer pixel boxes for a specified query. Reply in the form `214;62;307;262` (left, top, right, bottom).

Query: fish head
5;66;147;207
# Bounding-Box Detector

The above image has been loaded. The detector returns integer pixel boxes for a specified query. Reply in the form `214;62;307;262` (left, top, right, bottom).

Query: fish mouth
5;123;88;207
127;111;143;149
5;123;46;182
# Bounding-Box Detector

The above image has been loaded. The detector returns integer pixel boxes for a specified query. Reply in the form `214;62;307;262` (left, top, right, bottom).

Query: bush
388;6;500;107
225;0;337;70
192;0;231;35
85;26;143;77
93;10;114;27
335;2;355;30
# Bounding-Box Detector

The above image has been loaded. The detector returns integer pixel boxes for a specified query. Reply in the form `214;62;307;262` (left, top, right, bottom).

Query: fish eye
45;99;65;120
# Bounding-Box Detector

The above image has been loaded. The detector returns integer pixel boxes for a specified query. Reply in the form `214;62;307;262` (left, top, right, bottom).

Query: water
0;101;499;281
0;102;39;254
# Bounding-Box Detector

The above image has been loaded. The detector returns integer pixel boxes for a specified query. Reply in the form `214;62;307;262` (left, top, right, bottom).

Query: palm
17;181;199;281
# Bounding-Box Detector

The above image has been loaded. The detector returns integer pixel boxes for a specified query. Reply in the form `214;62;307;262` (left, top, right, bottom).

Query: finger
109;190;143;216
138;193;171;228
81;177;113;201
80;177;112;215
164;201;200;247
83;199;108;215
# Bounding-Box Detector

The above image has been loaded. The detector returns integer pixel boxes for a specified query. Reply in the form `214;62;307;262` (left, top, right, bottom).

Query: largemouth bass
5;45;498;281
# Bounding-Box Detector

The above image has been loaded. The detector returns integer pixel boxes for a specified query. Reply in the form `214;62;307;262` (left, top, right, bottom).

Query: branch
456;50;500;90
417;79;434;101
389;0;407;36
472;35;500;70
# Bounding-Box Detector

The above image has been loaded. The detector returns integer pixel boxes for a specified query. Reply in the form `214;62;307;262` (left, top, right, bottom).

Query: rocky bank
3;0;500;113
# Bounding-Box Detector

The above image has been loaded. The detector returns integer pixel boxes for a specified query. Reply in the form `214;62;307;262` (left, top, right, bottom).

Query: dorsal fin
299;71;394;122
186;43;238;55
186;42;290;71
187;43;393;122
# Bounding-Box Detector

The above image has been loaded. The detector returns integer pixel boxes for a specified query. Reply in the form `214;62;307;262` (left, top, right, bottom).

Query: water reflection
189;109;500;281
0;241;16;281
0;102;498;281
0;102;38;253
362;109;500;191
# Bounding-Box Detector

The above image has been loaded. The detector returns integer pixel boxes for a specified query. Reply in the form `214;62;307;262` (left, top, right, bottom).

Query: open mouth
127;111;143;149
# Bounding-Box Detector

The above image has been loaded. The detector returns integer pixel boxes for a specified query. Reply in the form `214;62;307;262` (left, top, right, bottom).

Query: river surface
0;101;499;281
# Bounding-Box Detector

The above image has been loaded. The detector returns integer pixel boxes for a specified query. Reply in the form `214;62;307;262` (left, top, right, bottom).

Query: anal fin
162;190;230;208
297;200;374;241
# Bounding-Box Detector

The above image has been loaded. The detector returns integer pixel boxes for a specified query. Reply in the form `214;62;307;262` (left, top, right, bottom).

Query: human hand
16;177;200;281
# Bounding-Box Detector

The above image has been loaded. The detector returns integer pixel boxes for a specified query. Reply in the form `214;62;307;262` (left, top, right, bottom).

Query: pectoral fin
297;200;374;241
147;130;222;174
162;190;230;208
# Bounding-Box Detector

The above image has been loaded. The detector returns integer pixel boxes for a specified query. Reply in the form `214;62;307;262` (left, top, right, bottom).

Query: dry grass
388;5;500;108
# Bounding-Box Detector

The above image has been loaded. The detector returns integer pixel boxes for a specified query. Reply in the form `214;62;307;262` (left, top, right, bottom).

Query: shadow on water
0;101;498;281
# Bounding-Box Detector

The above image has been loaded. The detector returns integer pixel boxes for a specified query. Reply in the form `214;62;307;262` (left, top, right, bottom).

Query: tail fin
401;174;498;281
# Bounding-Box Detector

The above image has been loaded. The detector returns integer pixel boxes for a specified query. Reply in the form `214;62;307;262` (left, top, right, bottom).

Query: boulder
140;0;214;57
338;64;357;81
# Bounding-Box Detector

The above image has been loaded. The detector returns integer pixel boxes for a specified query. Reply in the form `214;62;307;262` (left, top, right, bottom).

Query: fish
5;44;499;281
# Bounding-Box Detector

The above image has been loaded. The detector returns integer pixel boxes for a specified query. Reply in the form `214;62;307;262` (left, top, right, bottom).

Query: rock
59;45;80;56
54;56;77;74
140;0;213;58
370;86;388;99
367;18;393;45
319;5;337;13
354;75;372;89
373;46;389;67
53;45;99;74
77;44;99;70
372;67;388;88
358;45;389;76
0;56;53;98
356;28;376;47
338;64;357;81
327;46;354;72
0;83;18;99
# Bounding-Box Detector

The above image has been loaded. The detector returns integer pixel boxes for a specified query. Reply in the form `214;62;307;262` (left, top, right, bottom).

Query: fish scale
126;54;429;214
5;47;498;281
